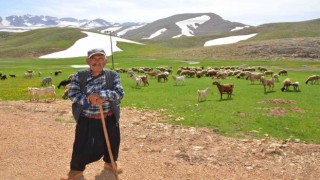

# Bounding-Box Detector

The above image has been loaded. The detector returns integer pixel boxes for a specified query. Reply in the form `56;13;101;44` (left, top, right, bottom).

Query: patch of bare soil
261;99;296;104
0;100;320;180
260;99;305;116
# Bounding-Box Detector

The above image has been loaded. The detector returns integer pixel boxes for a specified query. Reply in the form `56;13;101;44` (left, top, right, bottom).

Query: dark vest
74;69;121;123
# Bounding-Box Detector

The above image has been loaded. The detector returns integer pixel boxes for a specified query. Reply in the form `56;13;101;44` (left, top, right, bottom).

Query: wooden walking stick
99;104;119;180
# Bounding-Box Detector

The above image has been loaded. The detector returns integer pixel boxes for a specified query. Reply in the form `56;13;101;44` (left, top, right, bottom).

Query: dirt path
0;100;320;180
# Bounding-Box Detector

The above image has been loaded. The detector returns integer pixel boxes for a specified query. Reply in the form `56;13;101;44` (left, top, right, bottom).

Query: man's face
87;54;107;73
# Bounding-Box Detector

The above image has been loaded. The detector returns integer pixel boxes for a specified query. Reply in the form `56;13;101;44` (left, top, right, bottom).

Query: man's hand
87;93;107;105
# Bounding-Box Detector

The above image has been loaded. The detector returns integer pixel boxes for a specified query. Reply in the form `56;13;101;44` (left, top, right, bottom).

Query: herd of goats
121;65;320;102
1;65;319;102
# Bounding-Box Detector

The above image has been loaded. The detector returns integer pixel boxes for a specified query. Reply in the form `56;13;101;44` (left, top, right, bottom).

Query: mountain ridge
0;13;249;40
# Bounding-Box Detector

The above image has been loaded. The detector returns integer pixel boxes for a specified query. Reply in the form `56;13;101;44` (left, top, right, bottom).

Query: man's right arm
68;72;90;108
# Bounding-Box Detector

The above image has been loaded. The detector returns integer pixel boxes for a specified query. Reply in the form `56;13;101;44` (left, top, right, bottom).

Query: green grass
1;23;320;143
0;28;85;58
250;19;320;41
1;56;320;143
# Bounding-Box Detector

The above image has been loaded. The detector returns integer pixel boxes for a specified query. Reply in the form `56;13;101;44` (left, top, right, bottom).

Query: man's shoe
61;170;84;180
104;163;123;174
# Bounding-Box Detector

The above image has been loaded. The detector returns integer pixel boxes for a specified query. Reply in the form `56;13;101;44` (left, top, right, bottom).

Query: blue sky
1;0;319;26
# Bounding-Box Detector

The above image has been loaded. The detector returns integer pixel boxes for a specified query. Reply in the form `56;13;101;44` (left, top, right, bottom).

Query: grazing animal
157;73;168;82
180;70;195;78
58;79;71;89
28;85;56;102
212;72;228;79
258;67;268;72
197;87;211;102
281;78;292;92
53;71;62;76
272;74;280;82
260;76;274;93
24;72;33;78
62;84;71;99
139;75;149;86
41;77;52;86
1;75;7;80
236;71;248;79
278;70;288;76
305;75;320;84
130;74;142;87
246;72;264;84
264;70;274;77
9;74;16;78
291;82;300;91
172;75;185;85
145;71;159;79
212;81;234;100
131;74;149;86
126;69;134;77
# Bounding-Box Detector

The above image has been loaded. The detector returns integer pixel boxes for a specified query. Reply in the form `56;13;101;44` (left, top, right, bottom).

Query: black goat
58;79;71;89
1;75;7;80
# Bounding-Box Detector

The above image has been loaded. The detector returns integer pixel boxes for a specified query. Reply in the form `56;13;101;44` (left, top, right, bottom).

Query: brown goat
145;71;159;79
157;73;168;82
278;70;288;76
212;81;234;100
246;72;264;84
260;76;274;93
131;74;149;86
281;78;291;92
305;75;320;84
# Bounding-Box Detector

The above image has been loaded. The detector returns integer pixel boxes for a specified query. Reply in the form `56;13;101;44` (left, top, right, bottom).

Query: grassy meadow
1;53;320;143
0;21;319;143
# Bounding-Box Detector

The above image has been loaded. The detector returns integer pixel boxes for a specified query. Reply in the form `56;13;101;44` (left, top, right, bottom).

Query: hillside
0;19;319;59
121;13;248;40
0;28;85;58
146;19;320;59
169;37;320;60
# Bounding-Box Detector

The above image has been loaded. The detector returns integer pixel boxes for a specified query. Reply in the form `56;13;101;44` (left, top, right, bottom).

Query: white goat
28;85;56;102
197;87;211;102
130;74;142;87
291;82;300;91
172;75;185;85
24;72;34;78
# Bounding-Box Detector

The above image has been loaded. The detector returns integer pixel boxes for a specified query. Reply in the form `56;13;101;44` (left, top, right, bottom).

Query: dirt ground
0;100;320;180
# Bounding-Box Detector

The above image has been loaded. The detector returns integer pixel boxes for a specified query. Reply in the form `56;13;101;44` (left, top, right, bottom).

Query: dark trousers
70;114;120;171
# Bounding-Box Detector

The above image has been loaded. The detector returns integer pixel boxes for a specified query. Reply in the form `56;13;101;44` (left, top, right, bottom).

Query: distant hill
166;19;320;59
0;16;319;59
0;14;144;29
0;13;249;40
0;28;85;58
115;13;249;40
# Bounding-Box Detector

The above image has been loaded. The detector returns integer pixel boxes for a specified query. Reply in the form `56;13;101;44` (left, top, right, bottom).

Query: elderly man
62;48;124;180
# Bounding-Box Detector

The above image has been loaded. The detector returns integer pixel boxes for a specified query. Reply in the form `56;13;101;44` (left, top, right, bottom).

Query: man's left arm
100;72;124;101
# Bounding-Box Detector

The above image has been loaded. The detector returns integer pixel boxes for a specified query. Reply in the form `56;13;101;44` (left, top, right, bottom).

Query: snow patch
230;25;250;31
142;28;167;39
204;33;257;47
101;27;122;33
39;31;144;59
117;25;145;37
173;15;210;38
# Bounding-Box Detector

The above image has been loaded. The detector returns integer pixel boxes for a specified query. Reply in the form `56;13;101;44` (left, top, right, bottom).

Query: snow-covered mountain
100;13;251;40
0;14;142;29
0;13;251;40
